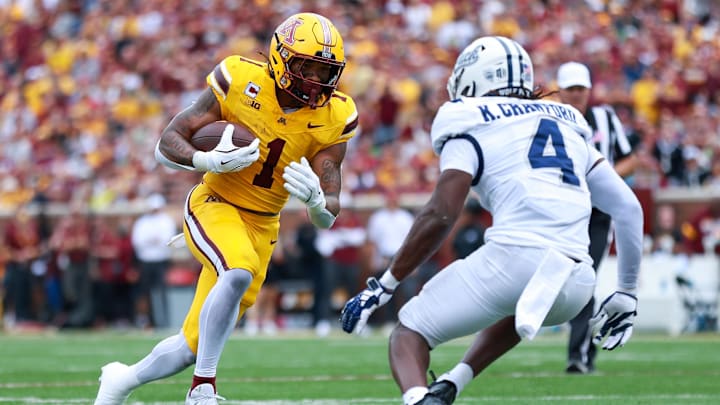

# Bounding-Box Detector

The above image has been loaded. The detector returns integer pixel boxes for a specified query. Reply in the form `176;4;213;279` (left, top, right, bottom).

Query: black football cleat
566;361;593;374
419;380;457;405
416;396;446;405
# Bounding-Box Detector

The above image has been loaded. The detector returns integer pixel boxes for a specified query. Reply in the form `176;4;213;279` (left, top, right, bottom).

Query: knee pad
219;268;253;292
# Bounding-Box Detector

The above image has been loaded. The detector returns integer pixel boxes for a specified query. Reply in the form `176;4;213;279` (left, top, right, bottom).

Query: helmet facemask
277;44;345;108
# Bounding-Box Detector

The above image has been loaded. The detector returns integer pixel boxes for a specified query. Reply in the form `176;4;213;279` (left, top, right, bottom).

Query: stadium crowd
2;0;720;330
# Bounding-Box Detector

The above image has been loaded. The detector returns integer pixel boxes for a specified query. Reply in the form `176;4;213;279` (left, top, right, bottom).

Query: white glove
340;276;395;334
282;157;325;208
589;291;638;350
192;124;260;173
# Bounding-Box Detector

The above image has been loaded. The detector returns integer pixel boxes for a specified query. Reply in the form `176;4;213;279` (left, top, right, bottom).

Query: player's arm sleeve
586;159;643;293
155;141;197;171
439;136;483;184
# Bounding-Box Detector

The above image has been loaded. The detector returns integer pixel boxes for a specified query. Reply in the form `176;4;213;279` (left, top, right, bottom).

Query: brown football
190;121;257;152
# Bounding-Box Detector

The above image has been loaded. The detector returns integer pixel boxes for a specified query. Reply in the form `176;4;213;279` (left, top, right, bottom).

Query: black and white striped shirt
585;105;633;165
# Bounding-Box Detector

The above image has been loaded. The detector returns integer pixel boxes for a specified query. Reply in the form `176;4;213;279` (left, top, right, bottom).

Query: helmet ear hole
461;83;476;97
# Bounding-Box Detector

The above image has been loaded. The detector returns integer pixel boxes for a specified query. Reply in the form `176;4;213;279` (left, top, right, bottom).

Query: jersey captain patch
244;82;260;98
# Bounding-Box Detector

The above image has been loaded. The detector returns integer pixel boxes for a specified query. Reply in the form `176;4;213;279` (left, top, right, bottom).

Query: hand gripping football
191;121;257;152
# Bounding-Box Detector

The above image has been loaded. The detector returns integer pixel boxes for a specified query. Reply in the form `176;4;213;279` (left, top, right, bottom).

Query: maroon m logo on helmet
277;18;303;46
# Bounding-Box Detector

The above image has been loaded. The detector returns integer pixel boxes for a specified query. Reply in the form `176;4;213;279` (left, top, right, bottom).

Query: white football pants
399;241;595;348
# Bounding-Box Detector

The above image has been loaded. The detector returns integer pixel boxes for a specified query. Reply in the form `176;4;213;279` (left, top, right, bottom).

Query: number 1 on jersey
528;118;580;186
253;138;286;188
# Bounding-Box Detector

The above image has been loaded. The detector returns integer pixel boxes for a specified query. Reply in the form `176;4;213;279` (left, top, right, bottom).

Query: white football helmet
447;36;534;100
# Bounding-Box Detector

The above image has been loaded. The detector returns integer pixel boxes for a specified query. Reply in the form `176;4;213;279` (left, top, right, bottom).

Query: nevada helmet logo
455;46;479;72
277;18;303;46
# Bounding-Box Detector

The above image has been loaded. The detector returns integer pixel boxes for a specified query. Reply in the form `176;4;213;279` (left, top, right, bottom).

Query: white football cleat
94;362;139;405
185;383;226;405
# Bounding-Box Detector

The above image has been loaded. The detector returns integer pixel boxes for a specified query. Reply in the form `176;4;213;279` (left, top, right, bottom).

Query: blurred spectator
91;216;137;329
681;200;720;255
365;189;415;328
681;145;711;187
652;117;686;186
49;203;92;327
2;204;45;326
373;84;400;148
295;221;329;336
243;240;285;336
651;204;685;255
434;5;478;52
403;0;432;40
315;193;366;321
130;193;176;329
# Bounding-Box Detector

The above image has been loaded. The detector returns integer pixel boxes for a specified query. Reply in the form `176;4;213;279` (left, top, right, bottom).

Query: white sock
194;269;251;377
403;386;428;405
438;362;474;396
131;333;195;384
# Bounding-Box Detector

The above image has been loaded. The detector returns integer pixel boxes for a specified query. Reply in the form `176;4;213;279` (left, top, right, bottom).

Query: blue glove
341;277;395;334
589;291;638;350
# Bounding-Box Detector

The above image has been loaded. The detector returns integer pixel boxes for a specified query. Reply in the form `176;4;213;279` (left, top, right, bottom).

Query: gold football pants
180;183;279;353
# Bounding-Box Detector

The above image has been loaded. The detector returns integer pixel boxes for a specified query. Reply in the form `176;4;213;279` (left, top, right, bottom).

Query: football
191;121;257;152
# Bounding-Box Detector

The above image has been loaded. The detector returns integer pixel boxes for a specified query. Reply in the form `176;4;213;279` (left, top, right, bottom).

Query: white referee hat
557;62;592;89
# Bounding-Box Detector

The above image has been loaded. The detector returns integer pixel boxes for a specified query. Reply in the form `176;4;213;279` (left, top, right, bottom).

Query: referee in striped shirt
557;62;638;374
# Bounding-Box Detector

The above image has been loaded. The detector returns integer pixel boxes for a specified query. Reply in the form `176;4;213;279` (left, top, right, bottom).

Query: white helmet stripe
317;14;332;57
508;39;527;90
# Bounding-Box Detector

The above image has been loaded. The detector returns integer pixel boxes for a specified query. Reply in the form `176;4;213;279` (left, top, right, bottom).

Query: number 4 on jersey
528;118;580;186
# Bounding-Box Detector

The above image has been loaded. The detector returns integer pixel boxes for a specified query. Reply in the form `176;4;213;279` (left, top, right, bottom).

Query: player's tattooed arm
158;88;222;166
311;142;346;217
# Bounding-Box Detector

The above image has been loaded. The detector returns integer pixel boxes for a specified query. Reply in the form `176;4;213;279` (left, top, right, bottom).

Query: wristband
617;287;637;296
307;203;335;229
379;270;401;290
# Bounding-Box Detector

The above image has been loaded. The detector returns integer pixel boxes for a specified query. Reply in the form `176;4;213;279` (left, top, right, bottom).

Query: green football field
0;330;718;404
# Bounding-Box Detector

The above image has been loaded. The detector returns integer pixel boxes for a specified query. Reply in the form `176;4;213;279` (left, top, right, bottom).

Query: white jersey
431;96;601;263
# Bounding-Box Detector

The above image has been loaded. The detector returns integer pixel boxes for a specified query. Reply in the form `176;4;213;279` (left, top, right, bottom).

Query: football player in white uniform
341;36;643;405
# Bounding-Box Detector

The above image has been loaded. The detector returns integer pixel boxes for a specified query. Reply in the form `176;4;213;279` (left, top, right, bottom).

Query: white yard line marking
2;394;720;404
2;366;720;390
0;374;393;389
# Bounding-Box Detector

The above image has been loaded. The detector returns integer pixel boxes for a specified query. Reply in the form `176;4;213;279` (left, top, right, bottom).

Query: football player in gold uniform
94;12;358;405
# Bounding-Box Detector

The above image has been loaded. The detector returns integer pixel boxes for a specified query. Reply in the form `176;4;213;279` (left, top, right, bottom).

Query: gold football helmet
268;13;345;108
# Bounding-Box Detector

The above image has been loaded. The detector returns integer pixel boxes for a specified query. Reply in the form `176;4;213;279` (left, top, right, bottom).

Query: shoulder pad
207;56;266;100
430;100;482;155
330;91;359;140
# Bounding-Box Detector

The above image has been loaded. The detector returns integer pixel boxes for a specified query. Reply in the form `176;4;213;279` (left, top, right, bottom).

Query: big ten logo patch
246;99;261;110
